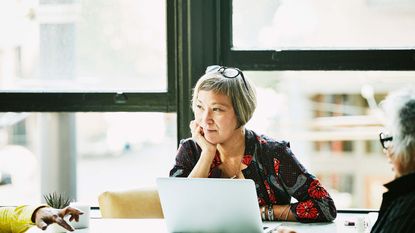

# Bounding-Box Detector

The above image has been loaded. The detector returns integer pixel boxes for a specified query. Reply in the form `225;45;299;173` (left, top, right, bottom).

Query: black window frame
221;0;415;71
177;0;415;140
0;0;177;113
2;0;413;143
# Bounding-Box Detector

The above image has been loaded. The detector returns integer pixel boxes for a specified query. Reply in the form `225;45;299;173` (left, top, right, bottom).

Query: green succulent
43;192;72;209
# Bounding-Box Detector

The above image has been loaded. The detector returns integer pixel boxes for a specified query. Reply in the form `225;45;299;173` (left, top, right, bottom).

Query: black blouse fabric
169;129;337;222
370;172;415;233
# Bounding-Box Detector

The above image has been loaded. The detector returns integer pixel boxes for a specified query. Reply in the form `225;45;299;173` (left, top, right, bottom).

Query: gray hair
380;87;415;169
191;71;257;128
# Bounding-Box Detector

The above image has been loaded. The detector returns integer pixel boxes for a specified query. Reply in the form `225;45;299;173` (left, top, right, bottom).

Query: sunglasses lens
205;65;221;74
223;68;239;78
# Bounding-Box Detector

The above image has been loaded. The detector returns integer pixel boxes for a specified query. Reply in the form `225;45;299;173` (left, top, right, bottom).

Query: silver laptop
156;177;281;233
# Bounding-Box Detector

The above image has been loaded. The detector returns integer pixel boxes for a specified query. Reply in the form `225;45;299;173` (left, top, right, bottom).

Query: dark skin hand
33;206;84;231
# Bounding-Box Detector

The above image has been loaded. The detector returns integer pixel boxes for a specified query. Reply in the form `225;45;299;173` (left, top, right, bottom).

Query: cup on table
68;202;90;229
367;212;379;231
356;216;367;233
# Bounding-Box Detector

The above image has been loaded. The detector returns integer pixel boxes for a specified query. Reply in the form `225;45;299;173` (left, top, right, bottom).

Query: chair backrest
98;187;164;218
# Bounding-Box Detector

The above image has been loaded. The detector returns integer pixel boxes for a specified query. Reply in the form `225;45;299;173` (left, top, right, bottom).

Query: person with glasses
370;87;415;233
169;65;337;223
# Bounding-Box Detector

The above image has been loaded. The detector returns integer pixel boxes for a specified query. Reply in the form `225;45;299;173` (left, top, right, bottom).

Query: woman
371;87;415;233
0;205;83;232
170;65;337;222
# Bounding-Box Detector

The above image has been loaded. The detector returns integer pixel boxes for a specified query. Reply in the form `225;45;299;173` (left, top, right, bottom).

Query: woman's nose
201;109;213;124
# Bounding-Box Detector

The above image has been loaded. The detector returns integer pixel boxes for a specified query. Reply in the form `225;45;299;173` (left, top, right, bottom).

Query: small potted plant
43;192;72;209
43;192;72;233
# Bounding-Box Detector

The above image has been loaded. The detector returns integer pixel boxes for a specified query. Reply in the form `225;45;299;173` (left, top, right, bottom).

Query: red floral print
242;155;253;165
256;136;267;144
308;180;329;199
208;152;222;177
258;197;266;206
264;180;276;203
273;158;280;175
296;200;319;219
210;152;222;169
170;129;337;222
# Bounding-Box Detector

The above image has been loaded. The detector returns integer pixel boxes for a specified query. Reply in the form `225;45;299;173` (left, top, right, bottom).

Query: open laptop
156;177;281;233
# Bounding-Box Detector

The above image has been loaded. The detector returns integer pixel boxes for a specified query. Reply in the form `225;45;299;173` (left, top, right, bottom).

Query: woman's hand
188;120;218;178
34;206;83;231
190;120;216;155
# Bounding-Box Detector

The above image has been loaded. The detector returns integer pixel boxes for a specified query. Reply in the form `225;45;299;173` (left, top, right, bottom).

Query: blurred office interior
0;0;414;208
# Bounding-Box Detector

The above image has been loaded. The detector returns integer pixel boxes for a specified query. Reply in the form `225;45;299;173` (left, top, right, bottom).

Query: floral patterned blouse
169;129;337;222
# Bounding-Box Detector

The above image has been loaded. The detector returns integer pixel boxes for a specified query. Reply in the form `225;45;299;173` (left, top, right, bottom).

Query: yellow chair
98;187;164;218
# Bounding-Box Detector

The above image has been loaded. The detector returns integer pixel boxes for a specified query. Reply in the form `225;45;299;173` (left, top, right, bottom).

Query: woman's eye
213;108;222;112
196;105;203;110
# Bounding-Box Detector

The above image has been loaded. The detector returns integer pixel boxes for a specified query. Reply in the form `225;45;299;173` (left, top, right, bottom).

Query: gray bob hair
191;69;257;128
380;86;415;171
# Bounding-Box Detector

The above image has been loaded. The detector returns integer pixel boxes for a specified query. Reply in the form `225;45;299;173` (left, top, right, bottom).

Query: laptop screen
157;177;279;233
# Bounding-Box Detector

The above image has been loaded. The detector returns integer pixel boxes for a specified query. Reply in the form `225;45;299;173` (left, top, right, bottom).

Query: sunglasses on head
205;65;248;91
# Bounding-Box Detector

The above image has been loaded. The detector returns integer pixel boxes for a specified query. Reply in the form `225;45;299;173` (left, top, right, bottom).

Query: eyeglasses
379;132;393;149
205;65;248;91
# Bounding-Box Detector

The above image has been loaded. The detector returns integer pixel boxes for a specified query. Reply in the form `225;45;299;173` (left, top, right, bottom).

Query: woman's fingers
36;219;48;230
190;121;202;138
60;206;83;222
54;217;75;231
189;120;216;154
34;206;84;232
190;120;198;135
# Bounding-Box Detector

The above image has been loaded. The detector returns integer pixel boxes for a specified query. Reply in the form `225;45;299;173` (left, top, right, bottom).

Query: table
279;212;378;233
27;212;378;233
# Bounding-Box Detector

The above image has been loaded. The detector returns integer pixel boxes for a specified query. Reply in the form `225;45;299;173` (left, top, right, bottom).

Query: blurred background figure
371;87;415;233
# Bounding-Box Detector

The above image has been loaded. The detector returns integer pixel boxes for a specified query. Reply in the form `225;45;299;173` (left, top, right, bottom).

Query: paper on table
367;212;379;231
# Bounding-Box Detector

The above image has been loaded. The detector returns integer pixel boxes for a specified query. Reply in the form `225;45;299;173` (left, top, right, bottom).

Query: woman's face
194;90;239;144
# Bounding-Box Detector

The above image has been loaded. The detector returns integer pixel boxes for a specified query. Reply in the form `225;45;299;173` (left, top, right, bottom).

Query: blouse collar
384;171;415;195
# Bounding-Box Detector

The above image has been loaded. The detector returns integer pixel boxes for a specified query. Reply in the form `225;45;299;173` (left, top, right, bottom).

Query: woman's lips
203;128;217;133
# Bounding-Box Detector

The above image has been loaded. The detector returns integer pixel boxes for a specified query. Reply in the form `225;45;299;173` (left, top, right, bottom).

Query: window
0;112;176;206
0;0;175;206
245;70;414;208
233;0;415;49
228;0;415;209
1;0;414;210
1;0;166;91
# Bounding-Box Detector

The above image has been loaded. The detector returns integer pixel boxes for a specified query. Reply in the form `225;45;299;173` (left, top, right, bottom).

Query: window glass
0;112;176;206
0;0;166;91
233;0;415;49
244;70;415;208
